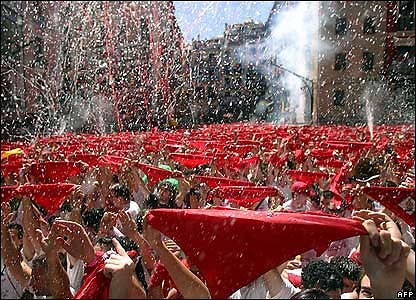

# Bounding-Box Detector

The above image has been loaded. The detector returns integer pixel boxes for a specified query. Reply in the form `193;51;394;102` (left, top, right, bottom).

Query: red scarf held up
1;183;76;215
146;208;367;299
208;186;280;208
73;250;138;299
26;161;84;184
286;170;328;186
135;162;176;186
363;186;415;226
193;175;256;189
169;153;213;169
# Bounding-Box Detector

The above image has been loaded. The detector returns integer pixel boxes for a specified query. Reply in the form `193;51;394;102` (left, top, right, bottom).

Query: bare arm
144;223;211;299
1;203;31;288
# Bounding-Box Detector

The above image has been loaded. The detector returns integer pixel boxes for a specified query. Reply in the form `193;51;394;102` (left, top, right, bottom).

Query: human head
330;256;364;293
184;188;202;209
291;288;330;299
302;260;343;299
291;181;310;208
108;183;131;212
356;274;372;299
158;181;177;205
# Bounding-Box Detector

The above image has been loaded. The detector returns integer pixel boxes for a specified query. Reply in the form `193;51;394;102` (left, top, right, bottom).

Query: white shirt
266;278;300;299
66;254;85;295
229;276;268;299
1;258;24;299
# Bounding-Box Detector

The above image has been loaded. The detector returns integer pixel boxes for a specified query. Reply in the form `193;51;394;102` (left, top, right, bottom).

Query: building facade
265;1;415;125
1;1;187;139
184;20;268;125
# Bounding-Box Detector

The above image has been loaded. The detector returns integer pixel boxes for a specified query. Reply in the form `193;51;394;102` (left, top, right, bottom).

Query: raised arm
354;210;411;299
1;202;31;288
143;222;211;299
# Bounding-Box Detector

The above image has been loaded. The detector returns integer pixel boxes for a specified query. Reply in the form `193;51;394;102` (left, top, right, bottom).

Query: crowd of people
1;123;415;299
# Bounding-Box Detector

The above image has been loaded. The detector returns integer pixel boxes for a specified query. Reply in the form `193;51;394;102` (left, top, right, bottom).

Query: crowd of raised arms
1;123;415;299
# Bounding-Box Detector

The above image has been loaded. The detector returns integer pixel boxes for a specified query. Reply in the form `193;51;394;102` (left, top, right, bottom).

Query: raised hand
104;238;135;277
52;219;95;263
98;211;118;237
117;210;138;240
357;215;411;299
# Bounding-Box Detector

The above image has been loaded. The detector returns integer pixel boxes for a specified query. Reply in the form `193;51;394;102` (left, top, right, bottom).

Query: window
363;16;376;34
397;1;415;31
362;51;375;71
333;89;345;106
335;17;347;35
334;53;347;70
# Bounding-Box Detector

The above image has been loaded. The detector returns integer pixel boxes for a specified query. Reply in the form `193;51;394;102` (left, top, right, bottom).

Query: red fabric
97;155;129;172
294;149;305;163
315;158;345;169
15;183;76;215
1;161;23;177
363;186;415;226
26;161;84;183
135;162;175;186
309;149;334;159
287;273;302;288
67;154;101;168
169;153;213;169
269;152;289;167
1;185;18;203
225;144;255;156
193;175;256;189
74;250;138;299
146;208;367;299
286;170;328;185
149;259;190;298
291;181;310;193
208;186;280;208
228;156;260;171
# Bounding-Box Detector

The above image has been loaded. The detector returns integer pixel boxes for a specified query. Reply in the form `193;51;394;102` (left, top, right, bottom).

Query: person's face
326;288;342;299
342;277;357;293
293;192;308;207
358;275;373;299
159;185;172;205
189;194;201;209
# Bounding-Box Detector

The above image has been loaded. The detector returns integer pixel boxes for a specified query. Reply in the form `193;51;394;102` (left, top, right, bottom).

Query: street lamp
266;60;314;124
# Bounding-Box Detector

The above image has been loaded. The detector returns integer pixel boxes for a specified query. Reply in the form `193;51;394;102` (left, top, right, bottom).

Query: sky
173;1;275;43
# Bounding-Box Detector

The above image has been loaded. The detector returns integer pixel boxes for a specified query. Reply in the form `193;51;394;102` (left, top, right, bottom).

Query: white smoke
238;2;322;124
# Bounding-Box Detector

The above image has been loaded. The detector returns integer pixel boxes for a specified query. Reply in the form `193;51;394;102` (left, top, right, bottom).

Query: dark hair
82;208;105;232
302;260;343;292
146;182;178;209
97;236;138;252
291;288;329;299
184;188;201;208
8;223;23;239
330;256;363;282
110;183;132;202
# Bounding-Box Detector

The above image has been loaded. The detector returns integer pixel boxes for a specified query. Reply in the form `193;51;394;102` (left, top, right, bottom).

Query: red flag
286;170;328;185
363;186;415;226
208;186;280;208
193;175;255;189
135;162;175;186
146;208;367;299
26;161;85;183
16;183;76;215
